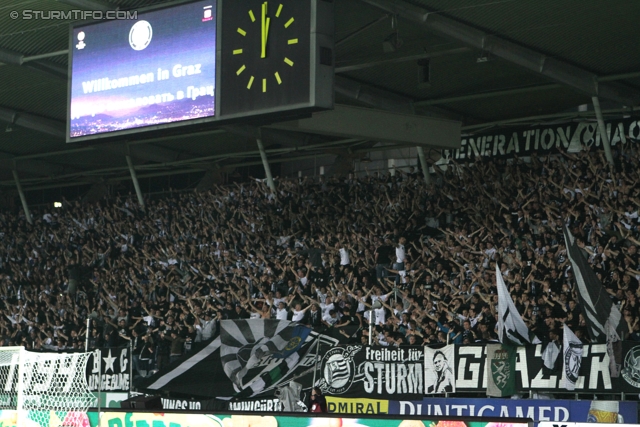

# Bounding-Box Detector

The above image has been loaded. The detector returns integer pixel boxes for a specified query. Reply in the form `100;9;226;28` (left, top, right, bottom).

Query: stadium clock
220;0;315;116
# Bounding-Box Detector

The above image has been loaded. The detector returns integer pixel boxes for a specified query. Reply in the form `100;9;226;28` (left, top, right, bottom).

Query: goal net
0;347;96;427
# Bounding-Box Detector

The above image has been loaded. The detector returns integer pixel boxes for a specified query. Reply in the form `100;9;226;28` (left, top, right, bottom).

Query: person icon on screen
427;351;454;393
76;31;86;50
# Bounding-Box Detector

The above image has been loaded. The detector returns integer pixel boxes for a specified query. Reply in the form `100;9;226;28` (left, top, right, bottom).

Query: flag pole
85;318;90;352
311;336;321;387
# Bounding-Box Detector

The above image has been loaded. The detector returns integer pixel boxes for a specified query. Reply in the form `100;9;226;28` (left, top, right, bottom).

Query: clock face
221;0;311;116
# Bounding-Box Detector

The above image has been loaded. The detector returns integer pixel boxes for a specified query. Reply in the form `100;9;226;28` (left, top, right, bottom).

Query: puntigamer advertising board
227;397;636;425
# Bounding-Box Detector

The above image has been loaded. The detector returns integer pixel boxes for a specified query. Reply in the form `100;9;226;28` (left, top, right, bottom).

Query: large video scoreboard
67;0;334;142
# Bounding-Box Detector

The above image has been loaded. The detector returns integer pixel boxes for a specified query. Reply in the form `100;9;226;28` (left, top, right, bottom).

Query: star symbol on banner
103;350;116;374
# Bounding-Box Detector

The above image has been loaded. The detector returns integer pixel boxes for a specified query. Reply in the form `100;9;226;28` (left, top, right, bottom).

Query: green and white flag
486;343;517;397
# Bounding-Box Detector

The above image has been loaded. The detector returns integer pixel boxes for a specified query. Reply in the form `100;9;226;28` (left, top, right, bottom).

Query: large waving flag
138;320;331;399
496;264;538;345
562;323;583;390
563;226;624;343
220;320;312;393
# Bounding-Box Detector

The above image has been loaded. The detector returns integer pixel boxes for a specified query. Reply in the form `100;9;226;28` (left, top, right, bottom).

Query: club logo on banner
219;320;312;395
491;349;512;390
562;324;583;390
316;346;425;397
319;346;359;394
621;345;640;388
564;346;582;384
486;344;517;397
86;348;130;392
424;345;455;394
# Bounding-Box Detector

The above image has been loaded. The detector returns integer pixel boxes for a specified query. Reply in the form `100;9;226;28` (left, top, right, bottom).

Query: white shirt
323;314;338;325
291;310;305;322
320;302;334;317
339;248;350;265
396;245;405;264
275;308;288;320
485;247;497;259
143;315;155;327
354;296;366;312
371;294;388;304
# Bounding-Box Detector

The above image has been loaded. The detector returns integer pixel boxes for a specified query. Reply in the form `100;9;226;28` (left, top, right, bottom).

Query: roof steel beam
0;138;362;187
0;153;64;177
0;106;65;138
359;0;640;106
335;75;466;120
100;143;185;164
335;76;414;114
270;104;461;150
0;47;67;80
336;47;470;73
0;159;63;177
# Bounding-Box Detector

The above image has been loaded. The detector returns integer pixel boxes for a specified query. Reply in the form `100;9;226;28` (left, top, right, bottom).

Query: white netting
0;347;23;411
0;348;96;427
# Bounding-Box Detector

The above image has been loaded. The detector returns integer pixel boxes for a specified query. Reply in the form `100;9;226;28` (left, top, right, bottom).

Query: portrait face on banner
424;345;455;394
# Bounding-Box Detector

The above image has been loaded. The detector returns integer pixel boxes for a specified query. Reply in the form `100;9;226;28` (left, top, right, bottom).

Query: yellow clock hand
261;2;270;59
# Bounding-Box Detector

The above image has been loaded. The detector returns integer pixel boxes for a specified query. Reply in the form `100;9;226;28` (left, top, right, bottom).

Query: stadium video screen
68;0;217;140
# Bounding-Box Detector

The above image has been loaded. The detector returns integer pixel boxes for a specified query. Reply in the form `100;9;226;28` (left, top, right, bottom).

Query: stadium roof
0;0;639;192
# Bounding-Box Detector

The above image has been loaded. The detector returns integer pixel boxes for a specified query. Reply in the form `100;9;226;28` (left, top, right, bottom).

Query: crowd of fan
0;147;639;376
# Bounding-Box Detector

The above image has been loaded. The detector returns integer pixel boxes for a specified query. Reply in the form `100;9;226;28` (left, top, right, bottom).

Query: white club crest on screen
129;20;153;51
203;5;213;21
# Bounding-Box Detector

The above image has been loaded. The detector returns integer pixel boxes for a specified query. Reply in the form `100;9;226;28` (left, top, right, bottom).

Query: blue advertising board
387;399;636;424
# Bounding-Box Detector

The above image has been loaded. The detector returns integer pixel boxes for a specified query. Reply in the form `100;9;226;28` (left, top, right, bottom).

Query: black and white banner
142;342;620;398
618;342;640;392
136;320;635;400
138;320;336;399
455;344;612;392
317;345;425;398
439;117;640;162
424;345;455;394
86;347;130;392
